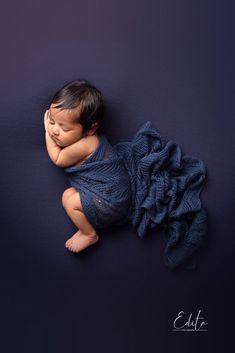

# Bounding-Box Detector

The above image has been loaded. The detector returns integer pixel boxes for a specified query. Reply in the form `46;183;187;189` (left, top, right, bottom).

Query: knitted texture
64;133;132;228
64;121;208;270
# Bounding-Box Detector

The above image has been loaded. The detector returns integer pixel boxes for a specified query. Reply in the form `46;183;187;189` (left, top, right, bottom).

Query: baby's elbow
55;158;67;168
55;155;73;168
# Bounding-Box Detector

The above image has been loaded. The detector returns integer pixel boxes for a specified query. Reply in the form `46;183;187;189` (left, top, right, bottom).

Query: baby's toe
73;245;80;252
65;242;72;251
65;238;72;247
71;242;78;250
68;241;73;248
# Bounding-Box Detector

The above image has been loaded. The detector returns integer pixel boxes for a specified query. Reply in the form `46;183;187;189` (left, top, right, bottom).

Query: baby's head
48;79;104;147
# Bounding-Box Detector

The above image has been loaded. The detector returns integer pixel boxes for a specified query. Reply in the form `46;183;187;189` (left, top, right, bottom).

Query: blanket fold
114;121;208;270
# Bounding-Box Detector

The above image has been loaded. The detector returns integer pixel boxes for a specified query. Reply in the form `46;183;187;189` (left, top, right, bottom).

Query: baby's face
47;105;85;147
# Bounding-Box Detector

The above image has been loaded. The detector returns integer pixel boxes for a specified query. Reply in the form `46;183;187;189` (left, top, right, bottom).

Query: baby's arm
54;138;94;167
44;110;94;168
45;130;63;164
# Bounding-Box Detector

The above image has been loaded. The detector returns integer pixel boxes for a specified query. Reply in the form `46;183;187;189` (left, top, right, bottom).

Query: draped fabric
64;122;208;270
64;133;132;229
114;122;208;270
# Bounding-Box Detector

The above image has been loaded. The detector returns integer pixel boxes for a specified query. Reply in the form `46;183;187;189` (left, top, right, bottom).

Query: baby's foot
65;230;99;253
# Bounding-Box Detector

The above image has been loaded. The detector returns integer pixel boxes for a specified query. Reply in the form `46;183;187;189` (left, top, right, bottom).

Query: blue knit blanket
64;121;208;270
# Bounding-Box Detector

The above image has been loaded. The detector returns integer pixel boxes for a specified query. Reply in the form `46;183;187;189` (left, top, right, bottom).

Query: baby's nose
52;126;59;135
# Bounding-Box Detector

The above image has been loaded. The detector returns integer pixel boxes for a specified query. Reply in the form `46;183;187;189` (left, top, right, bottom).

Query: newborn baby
44;79;131;253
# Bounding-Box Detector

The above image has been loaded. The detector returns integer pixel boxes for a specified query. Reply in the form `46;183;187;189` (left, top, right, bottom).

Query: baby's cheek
48;126;54;136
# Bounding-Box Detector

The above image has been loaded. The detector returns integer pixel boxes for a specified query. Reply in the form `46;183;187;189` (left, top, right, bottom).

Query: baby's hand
44;110;50;132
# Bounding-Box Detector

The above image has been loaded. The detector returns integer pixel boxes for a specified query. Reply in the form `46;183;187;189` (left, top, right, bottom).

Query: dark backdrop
0;1;234;352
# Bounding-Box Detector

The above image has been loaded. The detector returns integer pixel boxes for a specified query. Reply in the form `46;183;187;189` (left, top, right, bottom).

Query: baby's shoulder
83;133;100;154
73;133;100;167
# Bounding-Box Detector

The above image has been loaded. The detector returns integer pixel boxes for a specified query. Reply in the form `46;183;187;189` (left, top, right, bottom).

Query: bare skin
44;107;100;253
62;187;99;252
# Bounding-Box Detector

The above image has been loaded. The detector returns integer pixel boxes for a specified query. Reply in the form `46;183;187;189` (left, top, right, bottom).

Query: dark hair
51;79;104;134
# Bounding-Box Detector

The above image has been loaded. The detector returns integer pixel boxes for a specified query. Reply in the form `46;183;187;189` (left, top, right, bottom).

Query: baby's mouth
53;137;63;146
52;135;59;142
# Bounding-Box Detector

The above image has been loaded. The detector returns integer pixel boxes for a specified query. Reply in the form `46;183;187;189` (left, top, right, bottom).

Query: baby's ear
87;122;99;136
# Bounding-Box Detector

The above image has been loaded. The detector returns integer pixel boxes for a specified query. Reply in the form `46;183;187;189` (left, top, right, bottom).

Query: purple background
0;0;234;352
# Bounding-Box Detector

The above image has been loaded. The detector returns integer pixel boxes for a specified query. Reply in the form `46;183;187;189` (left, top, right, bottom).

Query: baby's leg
62;191;99;252
62;187;78;208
